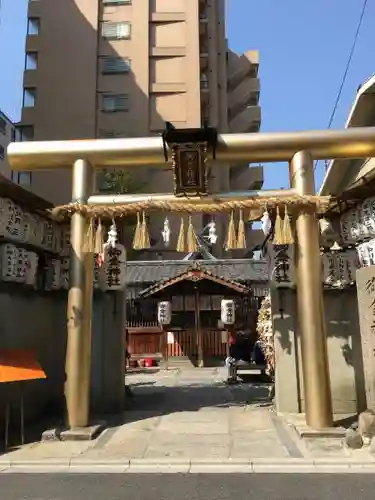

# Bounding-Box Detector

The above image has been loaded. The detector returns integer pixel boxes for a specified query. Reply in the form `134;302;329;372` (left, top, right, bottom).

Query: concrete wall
273;287;367;415
0;110;15;181
0;289;67;426
91;291;125;415
356;266;375;410
0;289;125;430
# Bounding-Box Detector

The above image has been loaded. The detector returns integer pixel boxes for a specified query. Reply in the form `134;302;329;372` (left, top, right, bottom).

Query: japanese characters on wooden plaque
171;143;208;196
99;242;126;292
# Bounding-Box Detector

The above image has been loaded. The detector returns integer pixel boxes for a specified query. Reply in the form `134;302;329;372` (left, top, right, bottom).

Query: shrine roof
0;173;53;213
126;258;268;285
138;263;251;298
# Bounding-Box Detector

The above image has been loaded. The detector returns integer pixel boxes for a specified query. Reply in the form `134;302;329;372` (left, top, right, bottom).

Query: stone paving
1;368;374;464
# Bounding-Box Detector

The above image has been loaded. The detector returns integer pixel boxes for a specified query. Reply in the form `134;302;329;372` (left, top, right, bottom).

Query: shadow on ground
115;373;274;427
0;371;274;451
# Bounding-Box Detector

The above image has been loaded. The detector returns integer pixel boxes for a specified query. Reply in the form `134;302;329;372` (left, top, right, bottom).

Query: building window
27;18;40;35
0;145;4;160
102;93;129;112
26;52;38;70
23;88;36;108
99;129;127;138
103;0;132;4
200;73;209;89
0;116;6;135
16;125;34;142
101;56;131;74
11;171;32;186
101;21;131;40
99;130;117;138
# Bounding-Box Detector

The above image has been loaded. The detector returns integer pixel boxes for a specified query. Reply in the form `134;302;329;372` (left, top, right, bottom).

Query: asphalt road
0;474;374;500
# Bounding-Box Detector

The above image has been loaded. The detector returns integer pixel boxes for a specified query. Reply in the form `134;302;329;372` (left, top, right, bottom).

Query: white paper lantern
6;202;24;242
60;257;70;290
348;208;361;243
336;252;349;287
0;197;11;236
24;251;39;286
343;249;359;284
361;197;375;239
60;226;71;256
319;218;339;248
221;299;235;325
339;212;352;246
50;259;62;290
158;301;172;325
367;239;375;266
357;242;369;267
41;220;55;250
321;253;336;286
14;248;27;283
0;243;18;281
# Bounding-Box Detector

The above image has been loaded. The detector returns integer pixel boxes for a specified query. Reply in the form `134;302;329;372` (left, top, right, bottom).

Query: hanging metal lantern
158;301;172;325
221;299;235;325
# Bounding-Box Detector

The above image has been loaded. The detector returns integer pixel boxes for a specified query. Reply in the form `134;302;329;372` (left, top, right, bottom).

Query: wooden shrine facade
125;259;269;364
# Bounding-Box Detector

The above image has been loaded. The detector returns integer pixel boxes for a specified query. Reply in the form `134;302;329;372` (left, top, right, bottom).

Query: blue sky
0;0;374;190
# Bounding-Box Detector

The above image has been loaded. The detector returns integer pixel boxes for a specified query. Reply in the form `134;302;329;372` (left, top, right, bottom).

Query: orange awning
0;349;46;383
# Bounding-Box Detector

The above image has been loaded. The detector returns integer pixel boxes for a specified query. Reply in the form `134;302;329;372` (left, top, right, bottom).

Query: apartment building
19;0;262;250
0;110;33;186
0;110;15;180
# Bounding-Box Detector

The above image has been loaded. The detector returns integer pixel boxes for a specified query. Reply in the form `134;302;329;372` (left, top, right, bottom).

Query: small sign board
172;145;208;197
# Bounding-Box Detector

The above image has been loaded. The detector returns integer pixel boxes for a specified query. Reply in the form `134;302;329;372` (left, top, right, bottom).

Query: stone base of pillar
42;423;104;442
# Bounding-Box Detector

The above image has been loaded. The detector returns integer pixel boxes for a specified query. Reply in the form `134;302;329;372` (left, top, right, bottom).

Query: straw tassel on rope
282;205;294;244
237;209;247;249
225;211;237;251
272;206;284;245
83;217;95;253
94;217;105;255
132;212;142;250
187;216;199;253
176;217;185;252
140;211;150;249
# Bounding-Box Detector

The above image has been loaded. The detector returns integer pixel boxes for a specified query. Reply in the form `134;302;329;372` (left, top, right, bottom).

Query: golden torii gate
8;127;375;431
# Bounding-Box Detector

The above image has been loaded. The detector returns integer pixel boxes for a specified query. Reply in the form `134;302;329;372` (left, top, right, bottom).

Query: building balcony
25;35;40;53
228;77;260;118
200;51;209;70
150;12;185;22
229;105;261;133
227;50;259;91
230;164;264;191
20;107;36;125
23;69;38;88
199;17;208;35
200;73;210;104
150;47;186;57
247;228;266;249
27;0;42;17
150;82;187;93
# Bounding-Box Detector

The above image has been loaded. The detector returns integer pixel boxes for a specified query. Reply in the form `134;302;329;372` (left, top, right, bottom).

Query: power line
315;0;369;172
327;0;368;129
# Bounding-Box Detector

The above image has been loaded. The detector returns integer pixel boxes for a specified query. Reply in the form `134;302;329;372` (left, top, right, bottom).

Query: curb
1;457;375;473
